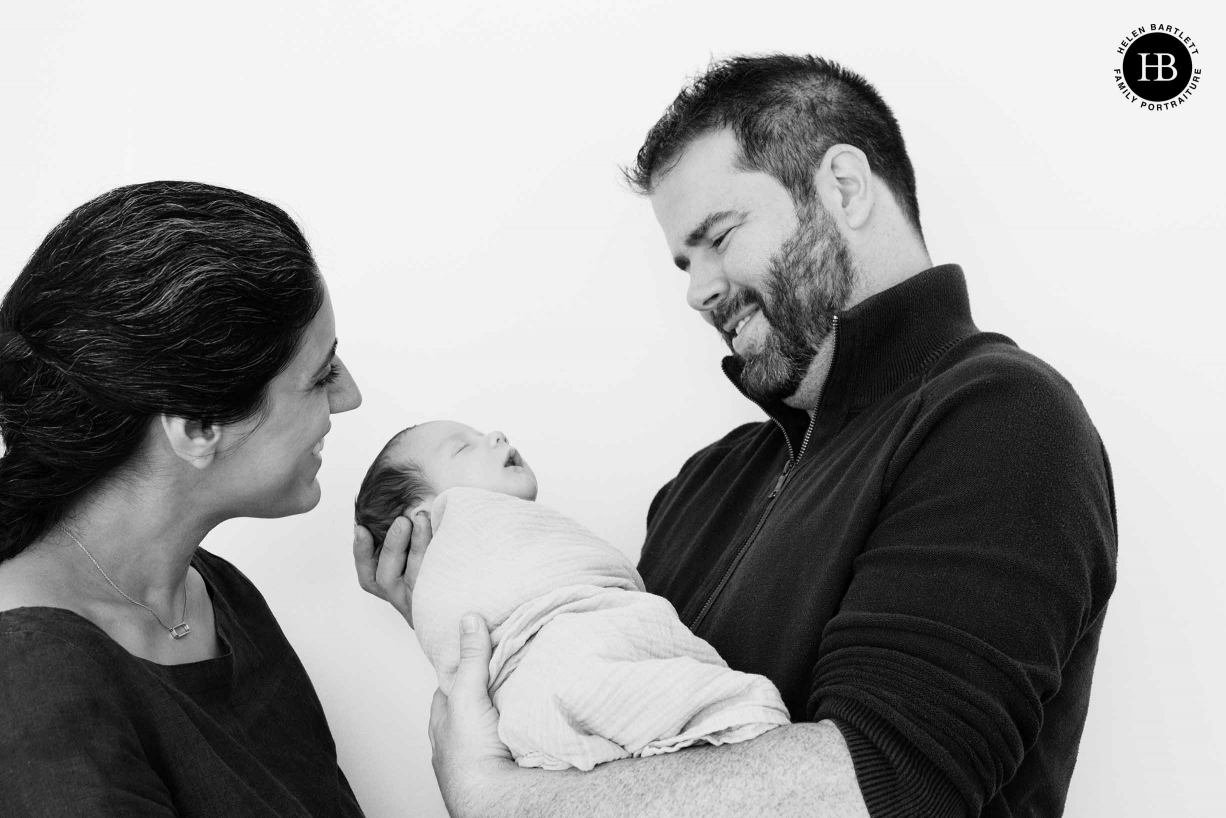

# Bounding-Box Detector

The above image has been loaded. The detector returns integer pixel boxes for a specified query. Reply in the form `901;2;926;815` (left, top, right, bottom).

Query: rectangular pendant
169;623;191;639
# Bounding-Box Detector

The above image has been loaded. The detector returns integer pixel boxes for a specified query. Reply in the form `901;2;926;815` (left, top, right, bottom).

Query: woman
0;182;365;816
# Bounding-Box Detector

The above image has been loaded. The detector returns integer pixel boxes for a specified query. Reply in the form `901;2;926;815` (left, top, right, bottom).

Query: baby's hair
355;426;434;550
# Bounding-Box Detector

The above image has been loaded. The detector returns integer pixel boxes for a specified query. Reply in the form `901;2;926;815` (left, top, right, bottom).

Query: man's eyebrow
673;210;742;271
312;339;339;377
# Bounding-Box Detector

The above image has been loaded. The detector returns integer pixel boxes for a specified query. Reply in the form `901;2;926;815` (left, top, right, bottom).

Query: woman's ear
159;415;223;469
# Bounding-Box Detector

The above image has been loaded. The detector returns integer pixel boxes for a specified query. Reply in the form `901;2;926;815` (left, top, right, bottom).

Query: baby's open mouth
504;448;522;468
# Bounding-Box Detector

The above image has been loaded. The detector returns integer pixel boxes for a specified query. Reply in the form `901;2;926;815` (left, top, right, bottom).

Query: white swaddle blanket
411;486;790;771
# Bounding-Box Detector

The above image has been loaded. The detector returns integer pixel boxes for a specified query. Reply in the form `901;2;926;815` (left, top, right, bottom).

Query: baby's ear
406;501;434;536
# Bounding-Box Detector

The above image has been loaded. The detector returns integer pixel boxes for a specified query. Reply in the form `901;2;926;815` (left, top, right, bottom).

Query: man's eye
712;229;733;250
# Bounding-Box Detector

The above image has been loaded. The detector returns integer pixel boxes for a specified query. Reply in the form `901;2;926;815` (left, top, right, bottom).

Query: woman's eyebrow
311;339;339;378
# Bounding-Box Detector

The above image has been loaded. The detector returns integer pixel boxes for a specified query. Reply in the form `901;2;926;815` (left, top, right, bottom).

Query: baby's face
401;420;538;502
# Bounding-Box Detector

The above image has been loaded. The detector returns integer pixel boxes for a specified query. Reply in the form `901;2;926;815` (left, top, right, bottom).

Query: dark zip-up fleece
639;265;1117;818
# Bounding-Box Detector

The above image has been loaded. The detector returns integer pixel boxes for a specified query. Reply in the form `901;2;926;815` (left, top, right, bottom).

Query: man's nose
686;260;729;313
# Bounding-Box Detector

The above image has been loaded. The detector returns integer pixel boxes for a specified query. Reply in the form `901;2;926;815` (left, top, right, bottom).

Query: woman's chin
293;479;324;514
239;479;323;519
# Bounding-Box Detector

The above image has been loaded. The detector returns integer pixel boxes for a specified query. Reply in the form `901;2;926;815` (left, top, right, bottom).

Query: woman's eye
317;363;341;387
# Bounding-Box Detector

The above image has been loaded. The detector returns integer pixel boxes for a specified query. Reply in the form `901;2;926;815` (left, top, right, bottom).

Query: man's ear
160;415;223;470
815;143;874;231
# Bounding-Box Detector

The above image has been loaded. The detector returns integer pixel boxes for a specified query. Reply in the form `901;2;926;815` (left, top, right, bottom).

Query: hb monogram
1137;53;1178;81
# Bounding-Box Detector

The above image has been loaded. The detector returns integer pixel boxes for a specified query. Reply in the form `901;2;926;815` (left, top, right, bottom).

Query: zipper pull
769;460;794;500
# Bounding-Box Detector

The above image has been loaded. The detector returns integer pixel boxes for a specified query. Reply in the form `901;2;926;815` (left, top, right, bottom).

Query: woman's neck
0;466;226;662
45;471;221;612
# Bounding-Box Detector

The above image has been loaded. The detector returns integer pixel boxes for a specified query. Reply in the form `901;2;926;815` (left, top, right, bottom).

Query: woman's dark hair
354;427;434;550
0;181;325;563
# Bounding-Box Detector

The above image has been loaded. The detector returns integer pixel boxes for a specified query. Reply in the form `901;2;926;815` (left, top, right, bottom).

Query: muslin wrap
411;487;790;771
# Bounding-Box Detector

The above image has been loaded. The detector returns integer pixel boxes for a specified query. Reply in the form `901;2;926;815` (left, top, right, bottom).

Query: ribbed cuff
820;702;967;818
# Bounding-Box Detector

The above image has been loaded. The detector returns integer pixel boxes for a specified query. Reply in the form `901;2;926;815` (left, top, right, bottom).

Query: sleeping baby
354;421;789;771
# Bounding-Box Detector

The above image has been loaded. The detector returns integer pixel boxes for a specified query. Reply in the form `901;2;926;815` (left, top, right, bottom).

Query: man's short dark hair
355;427;433;550
625;54;923;237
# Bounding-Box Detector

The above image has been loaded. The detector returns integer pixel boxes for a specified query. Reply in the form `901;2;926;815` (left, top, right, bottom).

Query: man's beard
718;202;855;404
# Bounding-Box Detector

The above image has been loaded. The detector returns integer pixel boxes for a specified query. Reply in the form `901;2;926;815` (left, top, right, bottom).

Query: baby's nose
487;430;507;447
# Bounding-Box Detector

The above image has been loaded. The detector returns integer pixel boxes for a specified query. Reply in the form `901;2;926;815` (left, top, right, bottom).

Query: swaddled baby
355;421;789;771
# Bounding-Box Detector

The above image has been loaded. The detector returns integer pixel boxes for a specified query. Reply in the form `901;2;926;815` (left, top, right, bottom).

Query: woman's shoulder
0;605;133;691
192;547;278;614
193;546;257;593
0;610;180;814
191;548;296;654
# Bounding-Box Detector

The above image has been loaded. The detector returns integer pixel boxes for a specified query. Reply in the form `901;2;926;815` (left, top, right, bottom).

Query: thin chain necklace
57;524;192;640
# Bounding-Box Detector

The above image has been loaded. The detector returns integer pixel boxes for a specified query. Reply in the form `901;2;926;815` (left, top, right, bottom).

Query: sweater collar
722;264;978;440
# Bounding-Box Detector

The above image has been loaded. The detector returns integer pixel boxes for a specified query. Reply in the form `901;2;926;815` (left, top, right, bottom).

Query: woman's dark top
0;548;365;817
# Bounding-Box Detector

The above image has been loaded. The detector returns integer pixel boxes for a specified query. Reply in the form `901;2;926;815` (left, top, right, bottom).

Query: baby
355;421;789;771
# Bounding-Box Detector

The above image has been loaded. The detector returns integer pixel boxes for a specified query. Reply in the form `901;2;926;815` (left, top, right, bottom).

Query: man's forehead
651;132;745;236
664;129;741;179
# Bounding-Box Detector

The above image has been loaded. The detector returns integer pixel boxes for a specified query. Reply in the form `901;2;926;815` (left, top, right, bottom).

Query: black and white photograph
1;2;1221;816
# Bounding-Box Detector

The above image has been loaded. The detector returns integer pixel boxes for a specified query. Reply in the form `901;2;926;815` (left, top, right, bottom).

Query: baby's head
355;420;539;549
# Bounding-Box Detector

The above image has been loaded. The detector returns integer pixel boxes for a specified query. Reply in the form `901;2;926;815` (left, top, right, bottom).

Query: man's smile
730;309;768;356
721;305;759;337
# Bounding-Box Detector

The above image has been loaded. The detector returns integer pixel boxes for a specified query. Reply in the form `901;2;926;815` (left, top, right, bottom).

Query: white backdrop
2;2;1222;816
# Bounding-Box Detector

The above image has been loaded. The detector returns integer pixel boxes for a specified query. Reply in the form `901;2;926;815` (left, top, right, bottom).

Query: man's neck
847;235;933;310
783;253;937;414
784;331;838;413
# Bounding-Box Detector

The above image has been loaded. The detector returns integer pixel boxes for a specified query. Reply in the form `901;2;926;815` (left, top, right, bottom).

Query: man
355;54;1117;817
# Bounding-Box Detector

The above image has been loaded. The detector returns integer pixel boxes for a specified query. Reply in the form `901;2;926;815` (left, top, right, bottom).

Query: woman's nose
328;357;362;414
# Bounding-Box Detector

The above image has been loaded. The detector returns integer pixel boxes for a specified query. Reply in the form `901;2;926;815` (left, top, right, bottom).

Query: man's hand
429;614;515;818
352;513;431;626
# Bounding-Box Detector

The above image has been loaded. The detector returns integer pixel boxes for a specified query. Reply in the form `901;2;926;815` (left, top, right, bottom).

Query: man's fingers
428;688;448;748
405;512;432;593
374;515;412;591
409;511;433;555
352;524;378;593
428;615;513;785
452;614;492;692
